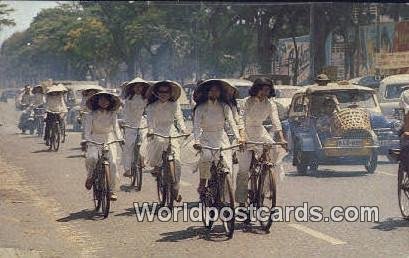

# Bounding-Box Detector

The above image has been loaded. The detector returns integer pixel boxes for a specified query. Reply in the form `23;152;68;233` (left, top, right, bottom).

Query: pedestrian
315;74;331;86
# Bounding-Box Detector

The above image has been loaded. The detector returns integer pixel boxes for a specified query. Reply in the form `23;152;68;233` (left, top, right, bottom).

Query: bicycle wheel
61;120;66;143
201;179;216;230
221;174;235;238
157;167;167;207
131;146;143;191
93;175;102;212
398;164;409;220
52;123;60;151
48;124;54;151
248;171;258;206
257;168;277;233
102;162;111;218
166;160;177;209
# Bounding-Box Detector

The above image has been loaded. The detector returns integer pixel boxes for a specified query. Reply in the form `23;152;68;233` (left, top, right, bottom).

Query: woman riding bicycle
236;78;287;206
144;81;188;202
121;77;150;178
43;84;68;146
31;85;45;107
84;92;123;201
192;79;245;195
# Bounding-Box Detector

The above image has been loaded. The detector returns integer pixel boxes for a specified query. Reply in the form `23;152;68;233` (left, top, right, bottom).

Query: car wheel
365;151;378;174
295;150;308;176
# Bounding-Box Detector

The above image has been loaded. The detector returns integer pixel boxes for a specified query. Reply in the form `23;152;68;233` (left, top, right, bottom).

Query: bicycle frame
150;133;189;207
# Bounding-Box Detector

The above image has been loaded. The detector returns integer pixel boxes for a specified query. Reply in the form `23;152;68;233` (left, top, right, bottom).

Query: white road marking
288;223;347;245
379;171;396;177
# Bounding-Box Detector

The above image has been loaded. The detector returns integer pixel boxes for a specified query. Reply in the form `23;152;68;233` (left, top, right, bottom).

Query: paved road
0;101;408;257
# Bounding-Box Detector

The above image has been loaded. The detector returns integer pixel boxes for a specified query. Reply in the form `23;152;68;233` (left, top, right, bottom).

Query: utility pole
309;3;315;81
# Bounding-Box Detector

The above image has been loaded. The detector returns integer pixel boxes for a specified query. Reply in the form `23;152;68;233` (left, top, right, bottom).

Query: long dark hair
125;83;148;100
88;95;117;111
193;82;230;114
147;83;172;105
249;77;276;98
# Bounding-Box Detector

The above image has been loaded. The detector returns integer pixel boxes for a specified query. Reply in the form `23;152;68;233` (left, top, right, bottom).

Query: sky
0;1;59;46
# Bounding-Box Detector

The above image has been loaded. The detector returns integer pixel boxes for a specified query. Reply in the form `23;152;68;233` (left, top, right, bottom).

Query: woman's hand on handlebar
193;143;202;150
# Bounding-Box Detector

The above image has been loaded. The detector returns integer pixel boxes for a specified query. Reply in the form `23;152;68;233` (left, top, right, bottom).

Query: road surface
0;101;408;257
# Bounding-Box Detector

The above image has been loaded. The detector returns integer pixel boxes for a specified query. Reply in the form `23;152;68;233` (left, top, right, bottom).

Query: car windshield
276;88;299;98
311;91;376;116
385;83;409;99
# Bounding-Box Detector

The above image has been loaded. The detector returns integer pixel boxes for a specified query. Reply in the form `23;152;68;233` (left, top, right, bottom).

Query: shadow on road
156;225;232;242
372;217;409;231
114;207;136;217
21;135;39;139
66;154;84;159
286;170;369;178
120;185;140;193
234;222;269;235
32;149;51;153
56;209;105;222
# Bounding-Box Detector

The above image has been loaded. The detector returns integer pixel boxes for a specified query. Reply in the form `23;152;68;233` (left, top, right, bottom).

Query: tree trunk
292;36;299;85
311;5;330;77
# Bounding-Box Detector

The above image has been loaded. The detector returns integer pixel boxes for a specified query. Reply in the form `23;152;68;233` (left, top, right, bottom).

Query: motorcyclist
17;85;34;131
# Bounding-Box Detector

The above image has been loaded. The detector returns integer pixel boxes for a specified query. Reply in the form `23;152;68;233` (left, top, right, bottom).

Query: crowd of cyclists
14;77;288;207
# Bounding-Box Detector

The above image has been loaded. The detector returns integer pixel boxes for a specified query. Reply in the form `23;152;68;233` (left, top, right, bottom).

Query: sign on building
375;51;409;70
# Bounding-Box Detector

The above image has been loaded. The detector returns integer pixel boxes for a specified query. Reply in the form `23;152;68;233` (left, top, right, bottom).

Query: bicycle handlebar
199;144;242;152
245;141;287;147
85;139;124;146
149;133;190;139
122;124;147;130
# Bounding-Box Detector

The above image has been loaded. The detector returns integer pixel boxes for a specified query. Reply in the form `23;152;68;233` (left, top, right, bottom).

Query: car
287;82;399;175
274;85;303;120
0;88;19;102
349;75;383;89
378;74;409;118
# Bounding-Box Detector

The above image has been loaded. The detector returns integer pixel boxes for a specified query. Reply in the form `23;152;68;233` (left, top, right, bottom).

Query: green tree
0;1;15;31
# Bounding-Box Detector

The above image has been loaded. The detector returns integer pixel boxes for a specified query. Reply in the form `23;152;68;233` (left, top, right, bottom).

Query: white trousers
85;132;121;191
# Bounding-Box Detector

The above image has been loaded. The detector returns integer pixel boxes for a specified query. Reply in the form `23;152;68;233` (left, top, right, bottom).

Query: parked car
378;74;409;118
287;83;399;175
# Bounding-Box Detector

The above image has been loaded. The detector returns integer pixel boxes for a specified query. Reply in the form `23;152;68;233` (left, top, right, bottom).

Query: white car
378;74;409;118
274;85;303;120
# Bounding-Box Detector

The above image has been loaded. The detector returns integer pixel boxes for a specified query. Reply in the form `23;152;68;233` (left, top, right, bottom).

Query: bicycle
197;144;241;239
245;141;286;233
86;139;124;218
122;124;146;190
149;132;190;208
44;112;64;151
389;148;409;220
33;107;46;137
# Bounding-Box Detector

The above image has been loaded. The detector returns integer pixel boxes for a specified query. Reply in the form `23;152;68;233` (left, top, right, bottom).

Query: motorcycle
18;106;35;134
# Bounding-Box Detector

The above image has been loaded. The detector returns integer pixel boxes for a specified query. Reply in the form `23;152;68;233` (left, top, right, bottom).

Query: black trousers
43;112;63;141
